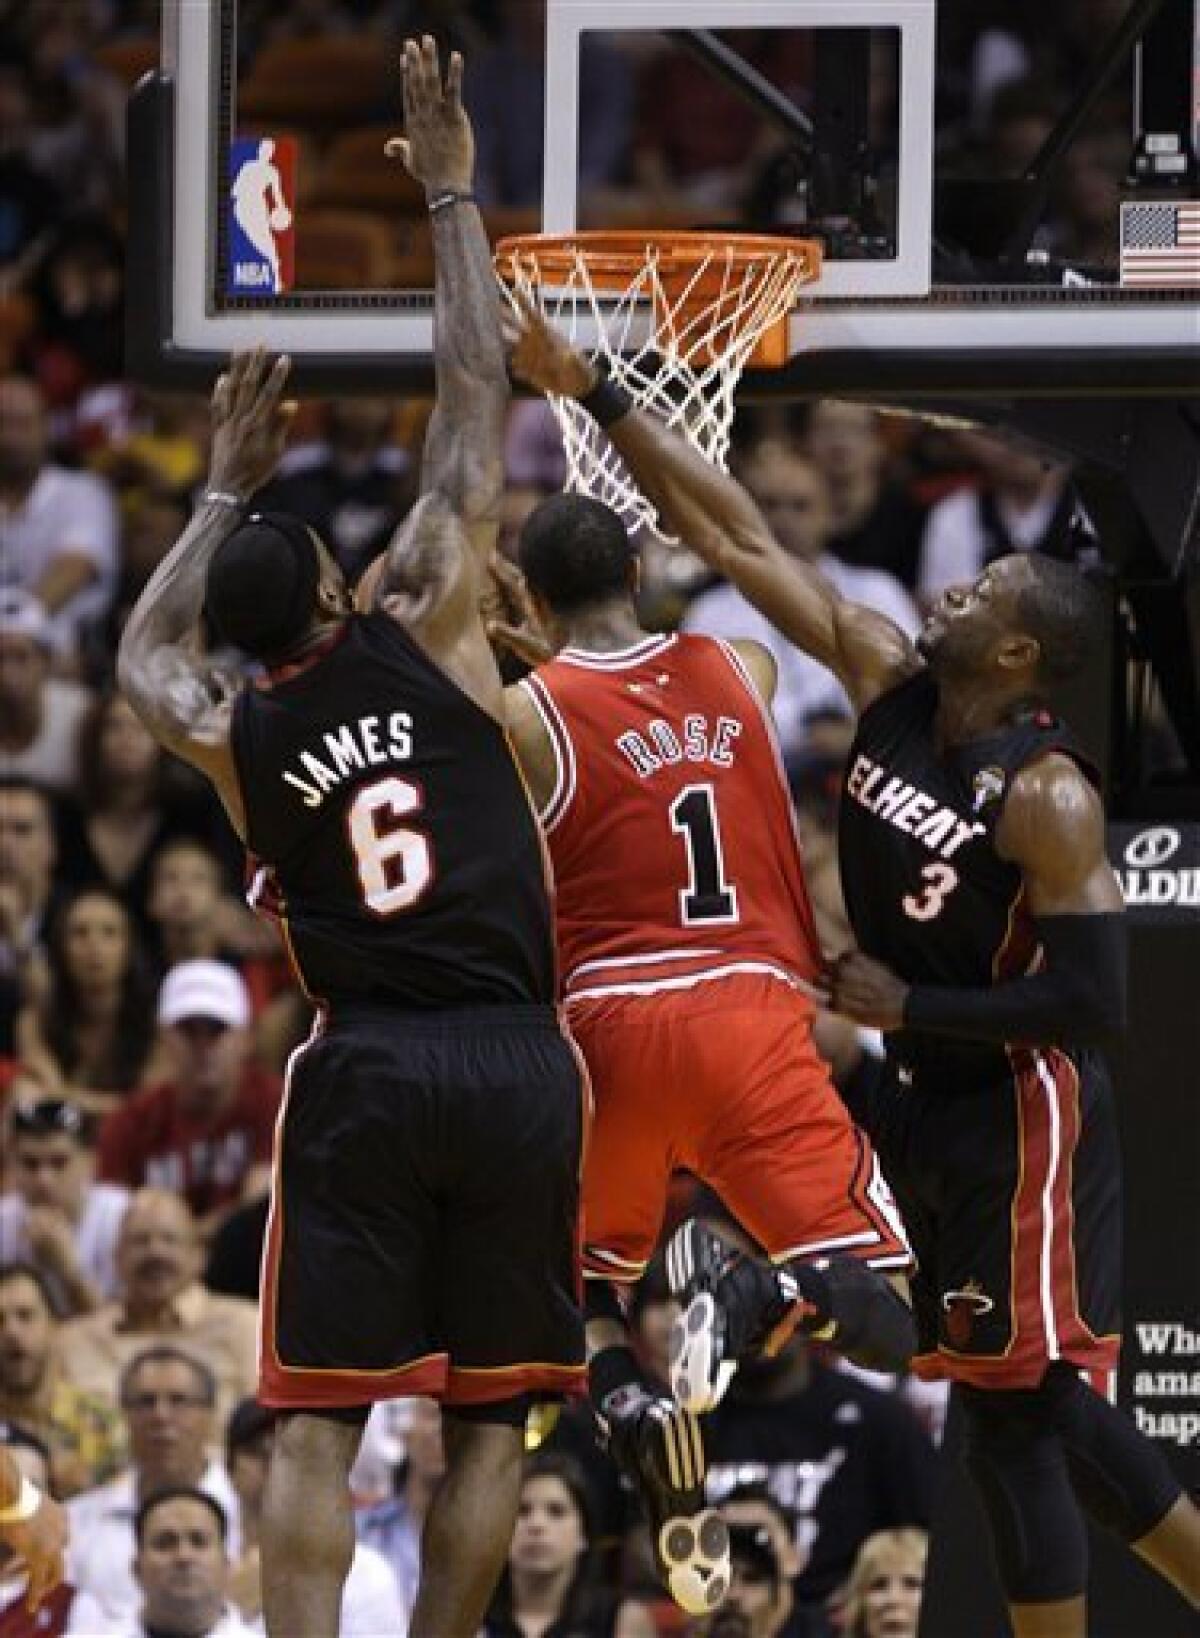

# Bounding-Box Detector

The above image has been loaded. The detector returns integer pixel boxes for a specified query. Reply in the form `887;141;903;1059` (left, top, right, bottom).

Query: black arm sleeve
902;912;1127;1048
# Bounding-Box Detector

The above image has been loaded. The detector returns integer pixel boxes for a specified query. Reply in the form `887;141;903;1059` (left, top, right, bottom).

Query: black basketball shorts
872;1045;1122;1393
258;1003;589;1411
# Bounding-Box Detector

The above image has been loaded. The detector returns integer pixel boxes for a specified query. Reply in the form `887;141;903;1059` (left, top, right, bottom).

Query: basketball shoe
666;1218;826;1414
599;1381;730;1615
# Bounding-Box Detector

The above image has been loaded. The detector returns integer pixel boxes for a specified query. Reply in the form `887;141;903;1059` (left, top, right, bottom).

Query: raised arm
505;301;918;711
116;349;296;804
832;755;1127;1046
367;38;507;632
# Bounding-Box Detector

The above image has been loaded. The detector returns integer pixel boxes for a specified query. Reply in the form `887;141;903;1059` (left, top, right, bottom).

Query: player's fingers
258;352;291;408
400;40;418;125
445;49;464;111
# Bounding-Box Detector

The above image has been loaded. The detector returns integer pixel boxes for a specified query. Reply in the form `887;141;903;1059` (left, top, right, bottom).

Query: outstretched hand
385;36;473;195
483;553;554;667
207;348;295;501
502;290;596;400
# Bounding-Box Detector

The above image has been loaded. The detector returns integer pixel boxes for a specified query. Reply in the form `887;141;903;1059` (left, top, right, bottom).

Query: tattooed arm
366;37;507;650
116;349;296;829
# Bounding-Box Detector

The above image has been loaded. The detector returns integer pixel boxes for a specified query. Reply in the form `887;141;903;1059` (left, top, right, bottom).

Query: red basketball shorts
565;971;912;1282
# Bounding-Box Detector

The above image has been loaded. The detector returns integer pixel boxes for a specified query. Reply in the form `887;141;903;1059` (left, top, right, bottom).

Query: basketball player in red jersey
503;308;1200;1638
489;443;915;1616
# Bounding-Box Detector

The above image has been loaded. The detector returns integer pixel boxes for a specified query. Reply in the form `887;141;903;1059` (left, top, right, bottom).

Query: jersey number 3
670;783;739;925
348;776;434;916
902;862;959;922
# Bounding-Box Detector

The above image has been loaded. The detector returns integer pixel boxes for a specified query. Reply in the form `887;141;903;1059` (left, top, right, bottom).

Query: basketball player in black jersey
504;310;1200;1638
118;43;587;1638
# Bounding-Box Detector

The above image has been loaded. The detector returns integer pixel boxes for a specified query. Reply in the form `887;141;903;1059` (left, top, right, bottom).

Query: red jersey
523;632;822;1003
97;1066;282;1219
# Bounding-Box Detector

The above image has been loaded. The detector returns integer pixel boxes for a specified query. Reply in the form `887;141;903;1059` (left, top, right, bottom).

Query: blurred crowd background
0;2;1173;1635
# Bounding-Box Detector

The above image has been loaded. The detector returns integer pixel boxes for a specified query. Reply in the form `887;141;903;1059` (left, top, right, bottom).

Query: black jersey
838;668;1094;1094
231;611;555;1010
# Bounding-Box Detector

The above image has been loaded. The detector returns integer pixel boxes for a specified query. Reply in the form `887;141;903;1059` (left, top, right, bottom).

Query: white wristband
0;1474;41;1525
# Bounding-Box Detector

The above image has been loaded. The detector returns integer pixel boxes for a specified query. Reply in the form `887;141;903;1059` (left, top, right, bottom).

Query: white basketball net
500;239;811;541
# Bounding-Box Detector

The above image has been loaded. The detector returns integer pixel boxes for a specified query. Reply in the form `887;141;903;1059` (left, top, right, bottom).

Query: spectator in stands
0;51;62;282
803;403;928;590
0;1263;125;1498
97;961;280;1232
64;1349;240;1632
103;1488;253;1638
15;886;161;1108
0;1422;77;1638
0;1095;127;1315
28;215;125;412
484;1450;655;1638
685;1501;797;1638
356;1397;446;1617
720;1486;805;1607
0;592;91;794
60;692;228;930
0;375;117;660
839;1528;927;1638
145;842;242;973
703;1328;935;1629
0;778;60;1058
915;428;1075;607
466;0;632;211
684;442;916;758
222;1399;406;1637
59;1190;258;1423
252;400;413;587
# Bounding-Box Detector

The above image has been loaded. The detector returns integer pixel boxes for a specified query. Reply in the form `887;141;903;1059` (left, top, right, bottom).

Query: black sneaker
601;1383;731;1615
665;1219;817;1413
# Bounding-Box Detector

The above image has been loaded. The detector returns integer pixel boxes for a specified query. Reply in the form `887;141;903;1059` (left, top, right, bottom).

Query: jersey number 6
348;775;434;916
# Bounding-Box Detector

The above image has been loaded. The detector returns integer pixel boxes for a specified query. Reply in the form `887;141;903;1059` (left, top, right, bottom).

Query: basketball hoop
495;230;820;540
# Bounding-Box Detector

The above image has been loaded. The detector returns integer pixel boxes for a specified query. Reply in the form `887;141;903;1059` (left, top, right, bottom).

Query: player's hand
484;554;554;666
207;348;296;500
24;1208;81;1277
828;949;909;1031
385;36;474;196
3;1490;68;1611
502;290;596;400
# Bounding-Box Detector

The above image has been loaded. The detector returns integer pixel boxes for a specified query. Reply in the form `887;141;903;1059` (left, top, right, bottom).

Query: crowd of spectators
0;3;1163;1635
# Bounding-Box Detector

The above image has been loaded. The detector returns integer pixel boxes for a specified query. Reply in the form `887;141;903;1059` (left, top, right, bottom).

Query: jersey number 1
670;784;739;924
348;776;434;916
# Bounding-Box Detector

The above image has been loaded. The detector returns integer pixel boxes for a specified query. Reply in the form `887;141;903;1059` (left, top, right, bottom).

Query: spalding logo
1124;827;1180;869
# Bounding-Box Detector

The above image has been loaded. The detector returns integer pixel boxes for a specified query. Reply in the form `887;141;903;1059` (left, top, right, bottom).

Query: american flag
1119;201;1200;287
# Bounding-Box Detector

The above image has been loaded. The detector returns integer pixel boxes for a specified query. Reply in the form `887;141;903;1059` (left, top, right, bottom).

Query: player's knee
1039;1365;1182;1542
959;1384;1088;1603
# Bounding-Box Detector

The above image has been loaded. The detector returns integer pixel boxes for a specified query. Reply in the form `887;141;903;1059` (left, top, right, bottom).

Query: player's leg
1036;1059;1200;1606
587;1277;730;1616
1039;1365;1200;1606
568;996;730;1613
958;1383;1090;1638
256;1021;448;1634
409;1403;525;1638
261;1410;363;1638
665;981;916;1410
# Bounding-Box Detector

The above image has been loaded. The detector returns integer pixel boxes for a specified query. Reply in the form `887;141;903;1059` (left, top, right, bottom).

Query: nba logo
228;136;297;295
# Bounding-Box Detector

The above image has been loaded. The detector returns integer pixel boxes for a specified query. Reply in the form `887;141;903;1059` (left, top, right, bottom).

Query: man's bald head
117;1190;202;1309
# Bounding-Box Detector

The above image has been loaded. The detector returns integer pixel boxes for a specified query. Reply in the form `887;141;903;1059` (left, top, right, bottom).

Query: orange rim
495;230;820;370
